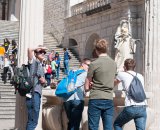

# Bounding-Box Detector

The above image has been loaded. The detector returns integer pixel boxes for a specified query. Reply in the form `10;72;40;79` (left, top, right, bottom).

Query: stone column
145;0;160;129
14;0;44;130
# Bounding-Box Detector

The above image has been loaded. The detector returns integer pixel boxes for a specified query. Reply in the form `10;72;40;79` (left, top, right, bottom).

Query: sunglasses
35;50;46;55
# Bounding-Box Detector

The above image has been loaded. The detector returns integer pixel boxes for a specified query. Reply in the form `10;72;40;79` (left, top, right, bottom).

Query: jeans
64;60;69;75
64;100;84;130
56;66;60;80
26;92;41;130
88;99;114;130
114;106;147;130
3;66;9;83
45;73;51;86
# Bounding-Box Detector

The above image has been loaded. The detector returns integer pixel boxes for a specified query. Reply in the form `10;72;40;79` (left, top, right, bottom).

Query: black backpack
126;72;146;103
11;64;33;96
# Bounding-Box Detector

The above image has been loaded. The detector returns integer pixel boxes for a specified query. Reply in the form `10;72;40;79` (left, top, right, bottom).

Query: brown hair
95;39;108;53
124;58;136;71
81;58;90;64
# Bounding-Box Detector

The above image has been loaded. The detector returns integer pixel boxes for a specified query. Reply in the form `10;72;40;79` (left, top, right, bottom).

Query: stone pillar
14;0;44;130
145;0;160;129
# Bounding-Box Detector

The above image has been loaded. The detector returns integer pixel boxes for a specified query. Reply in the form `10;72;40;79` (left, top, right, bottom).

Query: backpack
11;64;33;96
55;69;85;99
126;72;146;103
47;65;52;74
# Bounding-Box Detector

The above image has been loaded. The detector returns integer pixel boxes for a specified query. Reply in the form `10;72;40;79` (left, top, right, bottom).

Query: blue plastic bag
55;69;85;99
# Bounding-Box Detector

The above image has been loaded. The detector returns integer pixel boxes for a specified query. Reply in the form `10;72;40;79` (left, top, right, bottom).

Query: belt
131;105;146;107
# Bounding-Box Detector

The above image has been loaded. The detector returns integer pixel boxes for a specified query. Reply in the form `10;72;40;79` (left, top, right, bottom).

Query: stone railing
50;24;64;45
71;0;111;16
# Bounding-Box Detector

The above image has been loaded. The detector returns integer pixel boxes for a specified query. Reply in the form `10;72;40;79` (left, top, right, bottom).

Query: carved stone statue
114;20;136;71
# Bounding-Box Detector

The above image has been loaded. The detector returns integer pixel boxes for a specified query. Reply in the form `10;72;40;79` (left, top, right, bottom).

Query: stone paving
0;120;15;130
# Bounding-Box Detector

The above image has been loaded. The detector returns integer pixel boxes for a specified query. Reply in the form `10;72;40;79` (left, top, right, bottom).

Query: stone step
0;107;15;111
0;89;15;92
0;91;15;95
0;114;15;119
0;95;16;99
0;110;15;115
0;119;15;129
0;98;16;102
0;102;15;107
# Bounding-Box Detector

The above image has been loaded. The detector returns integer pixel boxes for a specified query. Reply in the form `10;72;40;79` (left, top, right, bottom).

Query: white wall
70;0;85;6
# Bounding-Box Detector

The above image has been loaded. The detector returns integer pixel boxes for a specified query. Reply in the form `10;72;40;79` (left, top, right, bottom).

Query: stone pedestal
42;89;153;130
14;0;44;130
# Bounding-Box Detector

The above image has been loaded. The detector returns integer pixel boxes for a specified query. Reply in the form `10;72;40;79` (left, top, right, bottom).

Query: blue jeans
64;100;84;130
64;60;69;75
114;106;147;130
45;73;51;86
26;92;41;130
56;66;60;80
88;99;114;130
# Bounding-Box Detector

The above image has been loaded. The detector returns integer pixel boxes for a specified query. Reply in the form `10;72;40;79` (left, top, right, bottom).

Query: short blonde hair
95;39;108;53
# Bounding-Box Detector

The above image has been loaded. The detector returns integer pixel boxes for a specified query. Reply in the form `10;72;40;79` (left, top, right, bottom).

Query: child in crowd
45;60;52;86
3;55;10;84
0;45;5;69
51;57;57;82
55;52;61;80
3;38;10;54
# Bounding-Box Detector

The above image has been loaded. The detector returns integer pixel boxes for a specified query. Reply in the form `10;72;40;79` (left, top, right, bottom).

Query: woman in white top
3;55;10;84
114;58;147;130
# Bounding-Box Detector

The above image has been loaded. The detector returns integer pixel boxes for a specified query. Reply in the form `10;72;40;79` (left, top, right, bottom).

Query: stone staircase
0;20;19;129
0;20;81;129
0;69;16;130
44;33;81;80
0;20;19;44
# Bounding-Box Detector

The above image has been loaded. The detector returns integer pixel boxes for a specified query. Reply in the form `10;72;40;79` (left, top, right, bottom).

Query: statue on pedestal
114;20;136;71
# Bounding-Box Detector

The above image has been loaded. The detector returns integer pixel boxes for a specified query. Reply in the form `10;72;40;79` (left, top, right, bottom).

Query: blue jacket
64;51;69;60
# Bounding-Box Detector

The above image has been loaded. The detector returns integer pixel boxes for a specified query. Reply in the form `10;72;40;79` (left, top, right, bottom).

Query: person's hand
89;82;93;89
34;46;48;52
39;77;46;84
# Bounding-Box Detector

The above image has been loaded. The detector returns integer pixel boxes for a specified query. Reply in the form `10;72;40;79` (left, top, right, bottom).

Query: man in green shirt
85;39;117;130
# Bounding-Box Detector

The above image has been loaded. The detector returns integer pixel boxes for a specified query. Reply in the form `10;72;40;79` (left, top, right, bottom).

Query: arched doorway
69;38;78;47
69;38;79;56
84;33;100;58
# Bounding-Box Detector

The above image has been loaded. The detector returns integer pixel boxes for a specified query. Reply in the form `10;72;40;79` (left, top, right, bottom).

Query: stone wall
64;0;145;72
44;0;66;44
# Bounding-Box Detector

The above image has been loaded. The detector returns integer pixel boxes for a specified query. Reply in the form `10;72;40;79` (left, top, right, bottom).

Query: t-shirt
87;56;117;100
29;58;45;95
51;61;57;71
116;71;147;106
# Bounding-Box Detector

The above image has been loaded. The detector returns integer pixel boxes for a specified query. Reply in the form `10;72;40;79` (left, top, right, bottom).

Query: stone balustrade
42;88;154;130
71;0;111;16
